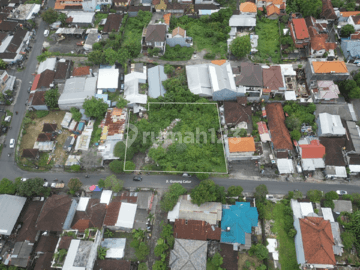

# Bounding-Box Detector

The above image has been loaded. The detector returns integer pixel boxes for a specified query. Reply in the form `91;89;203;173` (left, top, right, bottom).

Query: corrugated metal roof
148;65;167;98
229;14;256;27
0;195;26;235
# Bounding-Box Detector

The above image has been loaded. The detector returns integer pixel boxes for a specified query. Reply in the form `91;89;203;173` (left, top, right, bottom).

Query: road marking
166;180;192;184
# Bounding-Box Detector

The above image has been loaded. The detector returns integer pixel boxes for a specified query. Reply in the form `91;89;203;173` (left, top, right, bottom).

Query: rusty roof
35;234;59;253
21;149;39;159
42;123;57;132
58;236;73;250
103;14;123;33
103;201;121;226
72;66;90;77
31;90;46;106
16;201;44;243
112;191;138;203
36;133;52;142
71;198;106;232
100;108;126;138
224;97;252;126
174;219;221;240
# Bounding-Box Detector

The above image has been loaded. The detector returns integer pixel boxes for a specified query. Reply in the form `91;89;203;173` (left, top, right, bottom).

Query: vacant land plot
255;18;281;63
19;111;69;169
238;252;263;270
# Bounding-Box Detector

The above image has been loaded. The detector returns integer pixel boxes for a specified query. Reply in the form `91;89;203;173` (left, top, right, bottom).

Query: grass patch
271;202;298;270
238;252;263;270
90;118;102;145
162;45;194;61
255;18;281;63
94;13;108;26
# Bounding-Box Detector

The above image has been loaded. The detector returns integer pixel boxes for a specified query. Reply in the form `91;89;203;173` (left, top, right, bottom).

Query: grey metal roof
67;11;95;24
229;15;256;27
317;113;346;136
148;65;167;98
11;242;33;268
331;222;343;256
169;239;207;270
0;195;26;235
346;121;360;153
37;57;56;74
186;64;212;96
235;62;263;87
137;191;152;210
333;200;353;213
315;103;354;121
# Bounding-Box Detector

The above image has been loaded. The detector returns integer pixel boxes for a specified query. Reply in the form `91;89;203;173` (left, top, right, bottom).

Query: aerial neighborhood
0;0;360;268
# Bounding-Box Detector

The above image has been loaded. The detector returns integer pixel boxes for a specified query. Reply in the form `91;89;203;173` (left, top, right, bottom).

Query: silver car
9;139;15;148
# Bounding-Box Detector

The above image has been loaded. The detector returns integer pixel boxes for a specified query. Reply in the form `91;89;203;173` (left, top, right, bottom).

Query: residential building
35;194;76;232
167;194;222;225
74;120;94;151
7;3;40;21
289;18;310;49
82;0;96;11
266;103;293;154
305;59;350;88
221;202;258;250
127;6;151;17
234;62;263;100
148;65;167;98
124;65;147;110
321;0;337;20
100;238;126;259
28;90;48;111
194;4;220;16
311;80;340;103
54;59;72;84
305;17;336;59
239;2;257;14
54;0;82;10
266;4;280;20
97;68;119;92
225;137;260;161
58;75;98;110
262;66;285;93
173;219;221;240
257;0;285;10
320;137;347;178
277;159;295;174
33;252;55;270
142;24;167;55
223;97;252;130
0;70;16;94
37;57;56;74
103;202;137;231
102;14;123;33
0;21;17;32
0;195;26;235
344;121;360;155
258;121;271;142
186;60;237;100
83;28;101;51
229;14;256;33
65;11;95;27
21;148;40;159
72;66;91;77
10;241;34;268
317;113;346;137
341;39;360;61
113;0;131;7
348;14;360;30
94;260;131;270
0;28;31;63
333;200;353;213
169;239;207;270
166;26;193;47
37;69;55;89
297;138;326;171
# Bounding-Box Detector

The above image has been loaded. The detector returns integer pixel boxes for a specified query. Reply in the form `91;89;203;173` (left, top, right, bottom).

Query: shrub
70;164;81;172
36;110;49;118
306;189;323;202
204;52;216;60
68;178;82;193
109;160;123;173
160;183;187;211
249;244;269;260
70;107;82;122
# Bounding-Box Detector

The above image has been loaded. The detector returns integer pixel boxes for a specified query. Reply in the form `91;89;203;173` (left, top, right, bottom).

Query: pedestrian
15;111;18;115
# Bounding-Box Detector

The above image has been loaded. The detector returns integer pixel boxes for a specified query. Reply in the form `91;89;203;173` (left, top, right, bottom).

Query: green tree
41;8;60;24
68;178;82;194
290;130;301;141
70;107;82;122
58;12;67;24
138;263;147;270
88;50;104;64
124;161;135;171
256;265;267;270
254;184;268;203
70;164;81;172
44;88;60;108
109;160;124;173
103;174;124;192
190;180;218;206
210;252;224;268
116;96;128;109
341;231;355;251
324;200;335;209
152;260;167;270
135;242;150;261
230;35;251;58
239;128;247;137
17;178;50;197
98;179;105;188
285;115;301;130
227;186;243;197
325;191;339;201
0;178;16;194
249;244;269;260
306;190;323;202
160;183;187;211
341;24;355;37
92;42;102;51
103;48;118;65
154;238;169;257
97;246;108;260
83;97;108;119
0;59;7;69
113;141;135;160
164;64;175;75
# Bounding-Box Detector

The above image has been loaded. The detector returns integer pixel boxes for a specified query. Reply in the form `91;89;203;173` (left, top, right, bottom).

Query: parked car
9;138;15;148
21;178;27;182
336;190;348;195
182;173;191;177
120;83;124;90
4;116;11;122
44;30;49;37
120;73;124;81
133;176;142;181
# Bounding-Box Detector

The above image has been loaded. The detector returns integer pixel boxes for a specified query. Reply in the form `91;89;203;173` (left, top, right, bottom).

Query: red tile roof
71;198;106;232
299;217;336;266
265;103;293;151
174;219;221;240
300;140;326;159
267;4;280;16
31;90;46;106
292;18;309;39
257;121;269;135
72;66;90;77
31;74;40;91
228;137;256;153
36;133;52;142
351;31;360;39
103;201;121;226
352;14;360;24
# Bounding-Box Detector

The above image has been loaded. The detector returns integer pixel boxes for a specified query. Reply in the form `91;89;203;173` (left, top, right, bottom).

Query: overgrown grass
271;202;298;270
95;13;108;26
162;45;194;61
90;118;102;145
255;18;281;63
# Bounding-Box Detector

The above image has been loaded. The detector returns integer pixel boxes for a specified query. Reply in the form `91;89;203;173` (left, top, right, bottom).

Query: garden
169;9;233;59
254;18;281;63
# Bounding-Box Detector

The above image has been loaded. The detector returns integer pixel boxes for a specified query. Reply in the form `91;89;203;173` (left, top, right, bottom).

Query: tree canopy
254;184;268;203
113;141;135;160
190;180;227;206
230;35;251;58
17;178;51;197
70;107;82;122
103;175;124;192
41;8;63;24
306;189;323;202
68;178;82;194
0;178;16;194
286;0;322;18
83;97;108;119
160;183;187;211
44;88;60;109
341;24;355;37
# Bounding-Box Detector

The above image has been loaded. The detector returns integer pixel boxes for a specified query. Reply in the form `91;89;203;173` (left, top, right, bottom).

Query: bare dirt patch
238;252;262;270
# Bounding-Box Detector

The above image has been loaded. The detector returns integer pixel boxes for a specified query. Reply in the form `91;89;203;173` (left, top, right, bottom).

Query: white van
44;30;49;37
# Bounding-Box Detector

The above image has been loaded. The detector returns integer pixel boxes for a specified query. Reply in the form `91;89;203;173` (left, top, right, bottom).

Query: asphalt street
0;15;360;195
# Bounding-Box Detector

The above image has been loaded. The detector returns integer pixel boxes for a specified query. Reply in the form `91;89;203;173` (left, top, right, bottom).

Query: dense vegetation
332;0;357;11
338;72;360;100
162;45;194;61
169;9;232;58
286;0;322;18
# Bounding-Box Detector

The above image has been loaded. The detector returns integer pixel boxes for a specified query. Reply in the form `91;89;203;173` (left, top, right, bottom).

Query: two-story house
289;17;310;49
142;24;167;55
234;62;263;101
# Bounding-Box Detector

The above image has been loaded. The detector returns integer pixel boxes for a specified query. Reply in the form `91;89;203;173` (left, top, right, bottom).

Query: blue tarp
94;186;102;192
221;202;258;244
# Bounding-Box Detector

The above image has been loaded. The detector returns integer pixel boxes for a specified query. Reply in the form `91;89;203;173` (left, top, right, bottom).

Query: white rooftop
285;91;297;101
167;202;180;222
97;68;119;89
101;238;126;259
77;197;90;211
267;238;279;261
37;57;56;74
100;190;112;205
67;11;95;24
115;202;137;229
277;159;294;174
321;207;335;222
318;113;346;136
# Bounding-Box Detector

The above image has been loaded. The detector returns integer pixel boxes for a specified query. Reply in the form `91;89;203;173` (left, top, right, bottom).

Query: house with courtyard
221;202;258;250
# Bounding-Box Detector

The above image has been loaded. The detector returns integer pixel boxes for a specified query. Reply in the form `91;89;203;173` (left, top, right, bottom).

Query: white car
9;139;15;148
43;182;49;187
336;190;348;195
44;30;49;37
21;178;28;182
4;116;11;122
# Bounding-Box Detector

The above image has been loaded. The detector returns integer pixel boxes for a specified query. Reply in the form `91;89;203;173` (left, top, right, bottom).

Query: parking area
44;35;84;54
